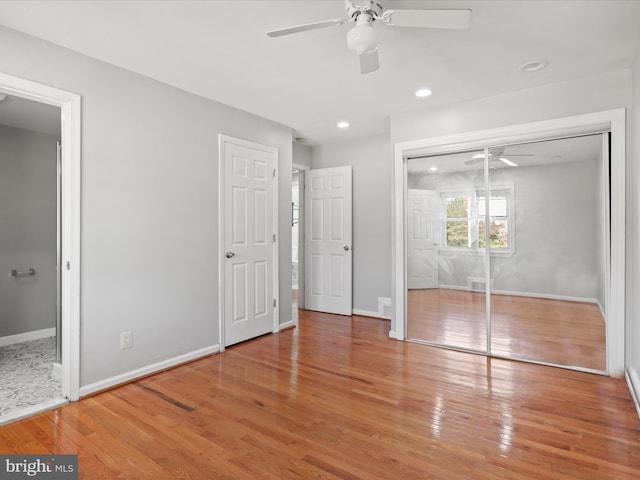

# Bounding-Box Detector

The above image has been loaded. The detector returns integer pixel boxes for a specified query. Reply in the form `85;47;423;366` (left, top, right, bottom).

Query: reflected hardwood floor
1;310;637;479
408;288;606;371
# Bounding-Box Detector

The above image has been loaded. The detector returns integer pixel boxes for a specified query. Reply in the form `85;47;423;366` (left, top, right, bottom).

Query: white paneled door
407;189;439;289
220;136;277;347
305;166;352;315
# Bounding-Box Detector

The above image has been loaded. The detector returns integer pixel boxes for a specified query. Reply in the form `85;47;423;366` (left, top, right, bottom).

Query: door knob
225;251;235;259
344;245;350;251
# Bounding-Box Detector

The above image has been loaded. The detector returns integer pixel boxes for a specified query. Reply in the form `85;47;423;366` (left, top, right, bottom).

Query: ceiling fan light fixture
346;14;378;54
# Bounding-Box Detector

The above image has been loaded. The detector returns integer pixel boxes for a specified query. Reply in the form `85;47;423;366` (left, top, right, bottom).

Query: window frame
440;183;514;255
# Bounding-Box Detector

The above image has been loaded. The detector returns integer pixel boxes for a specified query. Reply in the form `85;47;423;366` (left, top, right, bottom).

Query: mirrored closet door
406;149;487;353
488;135;606;371
406;134;608;373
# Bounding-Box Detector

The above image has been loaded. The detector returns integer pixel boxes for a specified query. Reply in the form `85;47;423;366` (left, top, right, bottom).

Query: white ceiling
0;1;639;145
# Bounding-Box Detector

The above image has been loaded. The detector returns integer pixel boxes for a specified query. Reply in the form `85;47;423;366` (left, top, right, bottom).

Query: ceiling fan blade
464;158;482;166
384;9;472;29
499;158;518;167
359;50;379;74
267;18;347;37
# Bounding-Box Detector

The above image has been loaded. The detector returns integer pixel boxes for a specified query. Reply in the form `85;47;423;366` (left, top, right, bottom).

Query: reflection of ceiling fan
266;0;472;74
464;147;534;168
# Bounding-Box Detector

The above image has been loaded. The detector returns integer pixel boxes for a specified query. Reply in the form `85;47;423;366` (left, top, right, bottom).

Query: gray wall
311;135;392;314
293;143;312;169
0;26;292;386
0;125;58;337
410;157;605;302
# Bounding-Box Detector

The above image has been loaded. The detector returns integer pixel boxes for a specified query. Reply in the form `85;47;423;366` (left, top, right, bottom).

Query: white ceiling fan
464;147;534;168
266;0;472;74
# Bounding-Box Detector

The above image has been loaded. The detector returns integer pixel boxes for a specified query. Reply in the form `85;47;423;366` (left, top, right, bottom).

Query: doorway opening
291;163;309;325
0;95;64;423
0;72;81;424
292;168;301;322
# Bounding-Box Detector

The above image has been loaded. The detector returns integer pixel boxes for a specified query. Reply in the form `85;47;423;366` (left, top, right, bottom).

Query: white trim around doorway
0;72;82;400
392;108;625;377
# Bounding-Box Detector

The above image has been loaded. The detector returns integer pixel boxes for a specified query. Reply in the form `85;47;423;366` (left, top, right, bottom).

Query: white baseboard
626;368;640;419
492;289;598;304
388;330;400;339
278;320;295;330
353;308;383;318
353;298;392;320
437;285;598;304
0;327;56;347
79;344;220;397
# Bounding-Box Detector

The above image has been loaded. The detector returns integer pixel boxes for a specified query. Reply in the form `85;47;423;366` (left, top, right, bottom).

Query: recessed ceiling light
337;121;350;129
429;166;438;172
520;59;549;72
415;88;432;98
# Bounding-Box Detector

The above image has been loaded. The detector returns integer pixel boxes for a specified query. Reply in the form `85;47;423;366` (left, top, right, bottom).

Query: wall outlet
120;330;133;350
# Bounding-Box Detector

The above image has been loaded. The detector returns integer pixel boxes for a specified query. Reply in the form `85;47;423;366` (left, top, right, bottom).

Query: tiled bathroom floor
0;336;65;423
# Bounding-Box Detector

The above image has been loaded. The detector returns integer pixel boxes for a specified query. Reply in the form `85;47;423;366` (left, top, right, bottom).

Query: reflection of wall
595;140;606;311
0;124;58;338
409;156;605;302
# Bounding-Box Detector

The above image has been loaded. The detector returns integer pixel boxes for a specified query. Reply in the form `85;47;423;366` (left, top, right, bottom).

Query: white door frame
392;109;626;377
218;134;279;351
0;72;82;400
292;163;310;324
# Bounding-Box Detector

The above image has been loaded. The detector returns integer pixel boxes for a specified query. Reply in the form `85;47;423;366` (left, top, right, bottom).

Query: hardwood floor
407;288;606;371
1;310;638;479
